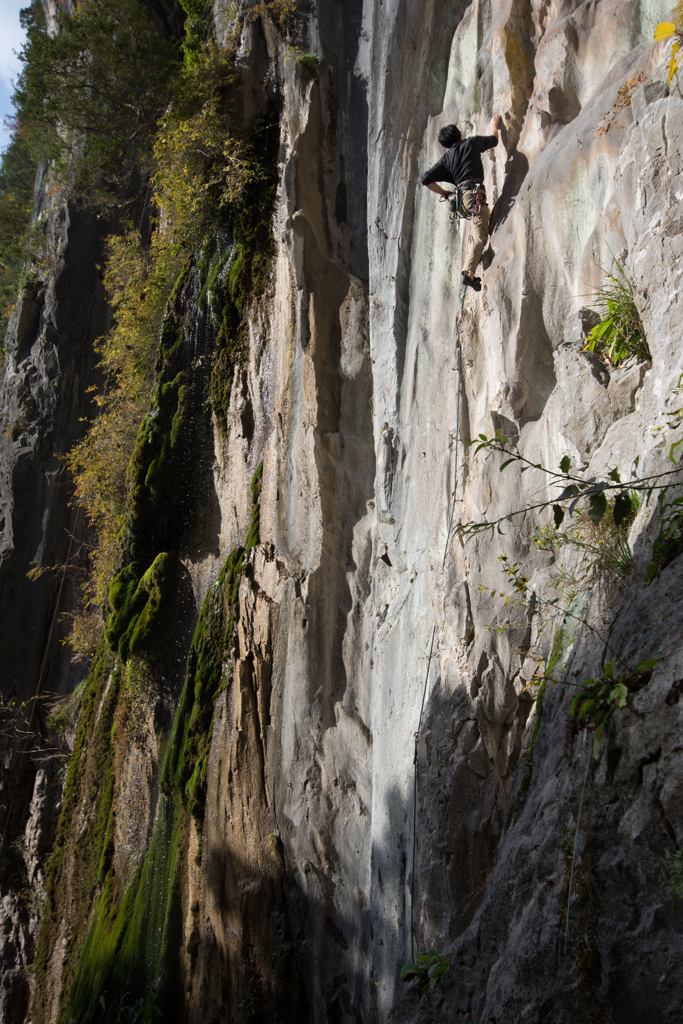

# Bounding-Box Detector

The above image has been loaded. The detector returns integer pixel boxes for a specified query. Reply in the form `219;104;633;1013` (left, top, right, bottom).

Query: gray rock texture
0;189;108;703
4;0;683;1022
0;173;110;1015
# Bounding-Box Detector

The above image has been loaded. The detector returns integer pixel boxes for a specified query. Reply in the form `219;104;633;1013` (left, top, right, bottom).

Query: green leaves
553;504;565;528
560;455;572;474
580;256;649;365
399;964;425;981
471;428;510;457
588;490;607;525
400;948;454;1002
645;490;683;583
670;438;683;464
14;0;183;207
570;658;659;756
610;681;629;707
613;492;633;527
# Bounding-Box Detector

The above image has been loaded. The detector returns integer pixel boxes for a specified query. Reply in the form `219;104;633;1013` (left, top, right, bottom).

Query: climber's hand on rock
491;114;502;135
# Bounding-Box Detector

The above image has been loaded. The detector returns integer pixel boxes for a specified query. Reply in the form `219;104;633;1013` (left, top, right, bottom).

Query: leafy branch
569;659;659;756
491;554;633;674
456;431;683;546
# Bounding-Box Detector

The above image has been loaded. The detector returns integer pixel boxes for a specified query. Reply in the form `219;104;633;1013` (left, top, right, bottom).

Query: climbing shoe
461;272;481;291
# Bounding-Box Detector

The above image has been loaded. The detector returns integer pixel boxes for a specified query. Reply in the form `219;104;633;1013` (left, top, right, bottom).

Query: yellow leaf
655;21;676;40
669;52;680;85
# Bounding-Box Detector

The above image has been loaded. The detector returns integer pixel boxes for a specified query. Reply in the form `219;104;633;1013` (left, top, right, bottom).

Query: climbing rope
409;281;467;960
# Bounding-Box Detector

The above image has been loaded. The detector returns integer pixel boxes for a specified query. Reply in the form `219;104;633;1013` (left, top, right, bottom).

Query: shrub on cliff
61;5;278;659
582;256;649;366
152;44;262;249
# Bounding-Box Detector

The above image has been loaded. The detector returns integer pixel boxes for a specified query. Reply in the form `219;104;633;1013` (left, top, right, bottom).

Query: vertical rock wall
4;0;683;1022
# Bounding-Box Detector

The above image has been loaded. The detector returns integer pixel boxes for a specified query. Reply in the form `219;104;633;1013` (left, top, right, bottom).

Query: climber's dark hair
438;124;461;148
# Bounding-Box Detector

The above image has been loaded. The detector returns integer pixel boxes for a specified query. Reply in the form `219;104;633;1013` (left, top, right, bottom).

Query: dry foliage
65;43;260;658
153;47;260;248
65;230;180;619
248;0;298;32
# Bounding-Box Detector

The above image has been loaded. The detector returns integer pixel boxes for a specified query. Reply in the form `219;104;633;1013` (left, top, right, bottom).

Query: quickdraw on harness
447;180;485;227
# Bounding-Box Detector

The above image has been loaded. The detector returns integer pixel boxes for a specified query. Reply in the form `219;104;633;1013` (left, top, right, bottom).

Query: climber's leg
462;192;490;278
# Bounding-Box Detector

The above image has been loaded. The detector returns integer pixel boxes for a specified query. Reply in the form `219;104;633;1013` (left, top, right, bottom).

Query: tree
0;129;36;345
13;0;183;209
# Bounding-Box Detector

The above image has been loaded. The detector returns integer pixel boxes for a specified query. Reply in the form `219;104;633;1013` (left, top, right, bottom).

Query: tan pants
461;189;490;275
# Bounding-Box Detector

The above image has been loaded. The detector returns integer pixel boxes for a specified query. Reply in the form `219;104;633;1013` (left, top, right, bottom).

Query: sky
0;0;28;151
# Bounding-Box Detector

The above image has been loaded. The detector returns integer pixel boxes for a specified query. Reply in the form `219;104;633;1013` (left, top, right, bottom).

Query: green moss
124;553;180;659
198;247;229;311
64;796;186;1024
105;553;183;662
168;265;189;306
104;562;140;651
59;464;263;1020
209;340;241;423
245;460;263;549
163;460;263;821
32;647;119;1022
104;306;201;662
162;544;245;820
95;775;116;885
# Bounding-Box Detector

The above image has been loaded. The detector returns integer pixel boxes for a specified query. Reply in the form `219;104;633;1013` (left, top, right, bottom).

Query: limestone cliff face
2;1;683;1022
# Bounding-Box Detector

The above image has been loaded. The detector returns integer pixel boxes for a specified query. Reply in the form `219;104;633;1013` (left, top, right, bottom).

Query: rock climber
421;115;502;292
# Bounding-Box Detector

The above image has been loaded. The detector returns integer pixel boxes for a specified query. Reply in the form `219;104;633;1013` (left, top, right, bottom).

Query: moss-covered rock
31;646;119;1024
208;106;279;428
109;552;183;661
57;463;263;1021
163;459;263;821
101;104;277;664
104;298;209;664
163;544;245;820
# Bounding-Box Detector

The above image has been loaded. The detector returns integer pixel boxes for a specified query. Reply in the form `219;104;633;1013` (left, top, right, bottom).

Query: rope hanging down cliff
409;280;466;958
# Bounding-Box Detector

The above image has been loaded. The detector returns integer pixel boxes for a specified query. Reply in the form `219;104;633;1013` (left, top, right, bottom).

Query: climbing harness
409;281;467;959
447;180;485;227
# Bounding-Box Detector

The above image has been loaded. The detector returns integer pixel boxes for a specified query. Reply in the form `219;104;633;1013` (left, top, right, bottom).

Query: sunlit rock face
221;1;681;1021
4;0;683;1021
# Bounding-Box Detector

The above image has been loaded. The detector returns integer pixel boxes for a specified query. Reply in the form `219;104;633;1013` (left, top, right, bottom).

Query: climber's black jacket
421;135;498;187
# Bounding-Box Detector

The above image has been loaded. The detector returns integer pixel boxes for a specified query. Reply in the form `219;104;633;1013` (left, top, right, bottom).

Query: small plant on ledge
582;255;649;366
570;658;659;756
400;947;454;1003
293;49;321;70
